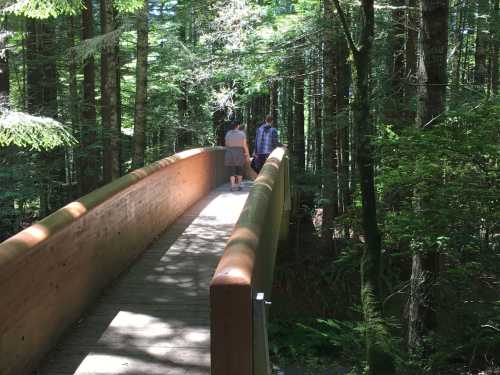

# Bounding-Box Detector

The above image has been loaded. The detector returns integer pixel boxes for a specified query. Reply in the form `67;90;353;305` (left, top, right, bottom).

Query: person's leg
256;154;269;173
234;166;243;189
229;166;237;190
255;155;263;173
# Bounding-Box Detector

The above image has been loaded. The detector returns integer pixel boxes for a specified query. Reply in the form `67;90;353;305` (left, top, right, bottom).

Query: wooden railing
0;147;229;375
210;147;290;375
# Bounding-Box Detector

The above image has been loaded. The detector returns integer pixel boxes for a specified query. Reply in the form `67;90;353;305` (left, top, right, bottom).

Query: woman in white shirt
224;120;250;191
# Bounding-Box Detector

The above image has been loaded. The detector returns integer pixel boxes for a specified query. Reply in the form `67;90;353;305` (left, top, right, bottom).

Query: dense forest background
0;0;498;374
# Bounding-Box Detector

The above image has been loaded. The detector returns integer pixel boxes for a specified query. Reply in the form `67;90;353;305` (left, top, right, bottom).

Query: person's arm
244;137;250;159
254;127;259;155
271;128;279;149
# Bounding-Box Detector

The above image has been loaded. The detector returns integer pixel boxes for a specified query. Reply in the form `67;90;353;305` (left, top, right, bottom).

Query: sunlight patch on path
37;183;250;375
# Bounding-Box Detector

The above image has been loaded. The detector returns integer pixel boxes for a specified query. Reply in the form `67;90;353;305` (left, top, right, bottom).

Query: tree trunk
286;80;294;155
322;1;338;253
0;30;14;239
81;0;99;194
213;109;226;146
26;19;62;217
314;66;322;173
408;0;449;356
101;0;120;182
333;0;396;372
270;79;279;127
384;0;406;130
336;23;350;216
132;0;149;168
405;0;418;122
474;0;489;85
306;67;313;170
116;38;123;175
67;16;79;191
0;30;8;109
293;43;305;174
100;0;110;180
490;0;499;95
176;81;190;151
452;0;465;87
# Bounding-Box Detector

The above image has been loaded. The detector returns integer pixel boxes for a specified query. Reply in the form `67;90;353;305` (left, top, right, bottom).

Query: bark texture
474;0;489;85
490;0;499;95
26;20;62;217
132;0;149;168
336;24;350;215
0;31;8;109
81;0;99;194
293;43;305;174
321;0;338;253
101;0;120;182
333;0;396;372
409;0;449;356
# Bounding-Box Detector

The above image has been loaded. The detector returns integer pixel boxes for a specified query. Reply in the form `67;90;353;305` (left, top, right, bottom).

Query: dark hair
229;120;240;130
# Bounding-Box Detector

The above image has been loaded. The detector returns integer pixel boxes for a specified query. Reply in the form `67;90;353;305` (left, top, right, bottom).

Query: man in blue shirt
253;115;279;173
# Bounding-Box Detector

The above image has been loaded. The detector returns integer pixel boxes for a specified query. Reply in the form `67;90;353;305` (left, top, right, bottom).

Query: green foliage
1;0;143;18
377;101;499;255
0;111;77;150
2;0;82;18
72;28;123;61
269;318;363;371
373;101;500;372
114;0;144;13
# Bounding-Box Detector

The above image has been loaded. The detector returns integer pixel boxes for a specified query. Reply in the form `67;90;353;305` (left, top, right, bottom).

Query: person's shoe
237;186;242;191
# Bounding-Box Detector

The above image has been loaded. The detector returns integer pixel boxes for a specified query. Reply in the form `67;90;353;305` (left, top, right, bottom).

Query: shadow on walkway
36;185;250;375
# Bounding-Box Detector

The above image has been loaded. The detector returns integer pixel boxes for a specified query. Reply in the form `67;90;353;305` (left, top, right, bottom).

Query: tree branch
331;0;358;54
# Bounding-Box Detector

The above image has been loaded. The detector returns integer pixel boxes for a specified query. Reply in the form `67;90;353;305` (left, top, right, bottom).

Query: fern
361;285;392;350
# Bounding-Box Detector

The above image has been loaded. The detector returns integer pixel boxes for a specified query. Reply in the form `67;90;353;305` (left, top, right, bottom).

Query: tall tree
270;79;279;127
405;0;418;122
176;1;191;150
81;0;99;194
490;0;499;95
132;0;149;168
474;0;490;85
101;0;120;182
67;16;78;189
321;1;338;253
408;0;449;356
0;28;8;109
26;19;60;218
333;0;396;372
293;41;305;173
313;60;322;174
336;22;350;216
67;16;78;133
0;26;13;238
384;0;407;129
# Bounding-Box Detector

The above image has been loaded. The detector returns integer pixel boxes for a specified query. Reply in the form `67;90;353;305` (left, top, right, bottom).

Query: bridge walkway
37;182;251;375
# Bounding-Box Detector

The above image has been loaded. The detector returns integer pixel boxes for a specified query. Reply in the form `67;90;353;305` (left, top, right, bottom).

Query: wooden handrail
210;147;290;375
0;147;228;375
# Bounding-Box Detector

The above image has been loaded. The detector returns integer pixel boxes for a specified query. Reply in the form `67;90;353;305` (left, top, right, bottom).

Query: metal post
253;292;272;375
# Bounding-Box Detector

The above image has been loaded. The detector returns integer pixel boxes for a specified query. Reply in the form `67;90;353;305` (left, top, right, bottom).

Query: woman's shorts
229;166;243;176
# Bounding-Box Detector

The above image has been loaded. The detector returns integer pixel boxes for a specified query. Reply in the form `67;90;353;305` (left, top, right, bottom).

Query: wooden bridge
0;147;290;375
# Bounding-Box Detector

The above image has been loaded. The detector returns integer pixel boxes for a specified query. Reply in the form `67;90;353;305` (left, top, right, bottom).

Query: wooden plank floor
37;183;251;375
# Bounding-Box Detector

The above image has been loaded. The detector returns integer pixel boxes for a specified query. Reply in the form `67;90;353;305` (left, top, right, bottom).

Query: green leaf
0;111;77;150
2;0;82;18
